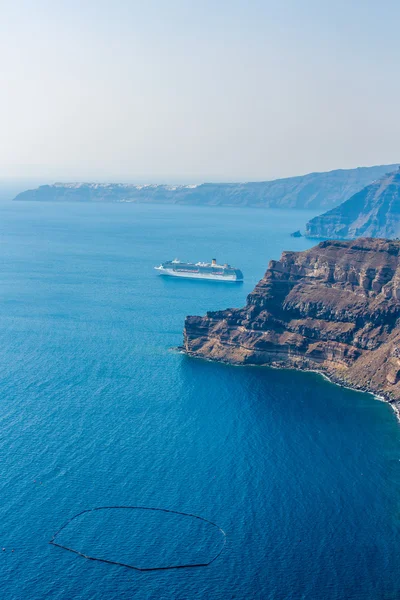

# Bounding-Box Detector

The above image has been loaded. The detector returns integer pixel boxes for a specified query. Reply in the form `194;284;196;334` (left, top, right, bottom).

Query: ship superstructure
154;258;243;282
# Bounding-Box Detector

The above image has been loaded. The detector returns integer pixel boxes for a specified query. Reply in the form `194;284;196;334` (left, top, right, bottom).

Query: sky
1;0;400;183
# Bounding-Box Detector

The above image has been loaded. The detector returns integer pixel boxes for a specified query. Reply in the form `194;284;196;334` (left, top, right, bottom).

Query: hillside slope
306;168;400;239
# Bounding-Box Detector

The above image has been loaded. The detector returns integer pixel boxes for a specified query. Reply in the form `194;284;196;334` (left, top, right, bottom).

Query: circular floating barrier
50;506;226;571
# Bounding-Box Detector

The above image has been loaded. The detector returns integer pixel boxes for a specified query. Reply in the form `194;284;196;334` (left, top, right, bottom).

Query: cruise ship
154;258;244;282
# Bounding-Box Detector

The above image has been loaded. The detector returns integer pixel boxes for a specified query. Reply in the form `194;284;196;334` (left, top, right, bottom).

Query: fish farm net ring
49;506;226;571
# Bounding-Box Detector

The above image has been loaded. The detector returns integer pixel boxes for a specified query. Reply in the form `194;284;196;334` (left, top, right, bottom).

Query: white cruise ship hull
155;267;241;282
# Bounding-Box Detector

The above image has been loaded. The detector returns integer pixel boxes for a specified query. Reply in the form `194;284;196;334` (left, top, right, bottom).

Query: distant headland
306;167;400;240
12;164;399;212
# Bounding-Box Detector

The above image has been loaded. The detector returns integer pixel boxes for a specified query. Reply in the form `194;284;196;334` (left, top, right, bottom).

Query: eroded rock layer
183;238;400;407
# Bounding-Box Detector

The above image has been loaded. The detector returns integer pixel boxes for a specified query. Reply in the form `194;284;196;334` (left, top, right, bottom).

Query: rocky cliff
13;164;399;211
306;168;400;239
184;238;400;411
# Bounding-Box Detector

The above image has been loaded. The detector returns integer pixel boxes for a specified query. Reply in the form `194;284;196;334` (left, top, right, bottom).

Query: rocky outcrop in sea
183;238;400;413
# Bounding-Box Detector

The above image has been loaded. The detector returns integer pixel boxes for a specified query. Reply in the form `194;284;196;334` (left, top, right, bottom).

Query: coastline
179;348;400;423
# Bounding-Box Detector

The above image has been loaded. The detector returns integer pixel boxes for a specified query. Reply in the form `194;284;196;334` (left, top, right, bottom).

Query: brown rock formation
183;238;400;412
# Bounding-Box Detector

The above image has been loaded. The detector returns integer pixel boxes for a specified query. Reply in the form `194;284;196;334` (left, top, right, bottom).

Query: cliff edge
306;168;400;239
183;238;400;411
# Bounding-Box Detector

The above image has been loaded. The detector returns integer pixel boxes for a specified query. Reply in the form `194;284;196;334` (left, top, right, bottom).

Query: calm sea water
0;202;399;600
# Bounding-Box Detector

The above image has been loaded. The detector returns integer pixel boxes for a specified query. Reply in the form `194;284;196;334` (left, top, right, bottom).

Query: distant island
183;238;400;415
13;164;399;211
306;167;400;239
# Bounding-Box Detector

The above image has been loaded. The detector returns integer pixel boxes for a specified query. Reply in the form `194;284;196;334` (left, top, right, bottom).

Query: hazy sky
1;0;400;183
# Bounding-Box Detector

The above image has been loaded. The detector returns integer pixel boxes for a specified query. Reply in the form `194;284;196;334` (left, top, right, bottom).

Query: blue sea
0;201;399;600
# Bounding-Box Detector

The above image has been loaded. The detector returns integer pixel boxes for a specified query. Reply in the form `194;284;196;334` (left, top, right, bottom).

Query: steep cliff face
306;168;400;239
13;164;399;211
184;239;400;407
